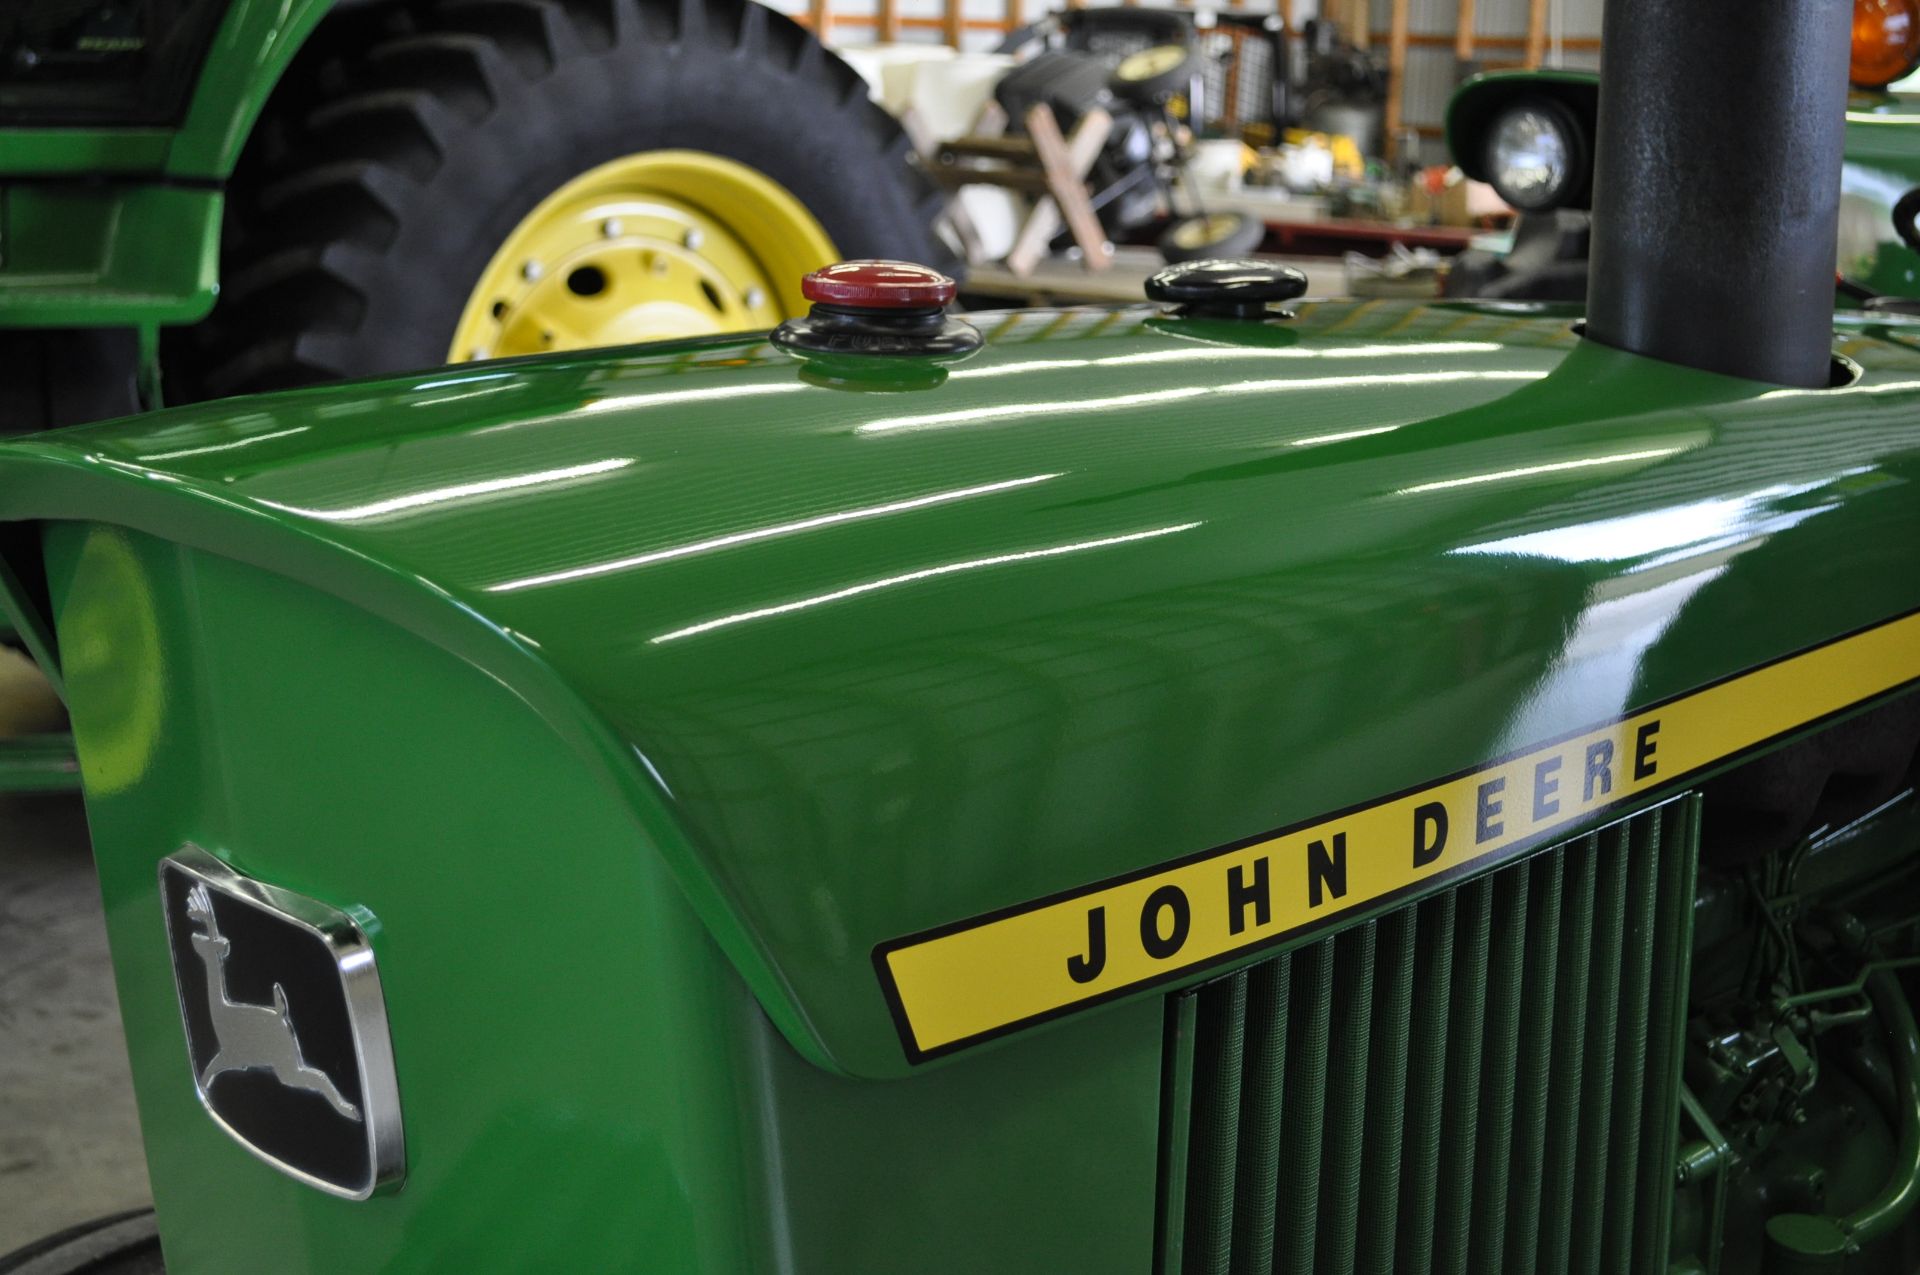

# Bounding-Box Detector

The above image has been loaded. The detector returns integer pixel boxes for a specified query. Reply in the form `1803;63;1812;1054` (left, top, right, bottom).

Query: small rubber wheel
1158;212;1266;263
171;0;956;399
0;1210;163;1274
1109;43;1195;103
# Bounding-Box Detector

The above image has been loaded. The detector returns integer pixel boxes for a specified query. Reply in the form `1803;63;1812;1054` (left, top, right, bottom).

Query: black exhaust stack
1586;0;1852;389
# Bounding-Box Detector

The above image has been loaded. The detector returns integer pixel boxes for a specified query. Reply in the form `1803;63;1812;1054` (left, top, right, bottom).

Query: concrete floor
0;724;153;1250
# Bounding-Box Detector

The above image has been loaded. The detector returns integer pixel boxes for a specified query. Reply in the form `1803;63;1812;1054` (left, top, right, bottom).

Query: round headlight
1484;98;1585;213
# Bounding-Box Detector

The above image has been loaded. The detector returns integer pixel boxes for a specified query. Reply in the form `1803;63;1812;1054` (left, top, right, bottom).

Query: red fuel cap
801;260;956;310
775;259;979;357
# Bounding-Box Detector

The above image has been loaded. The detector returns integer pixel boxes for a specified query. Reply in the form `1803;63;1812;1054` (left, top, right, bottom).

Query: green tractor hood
6;300;1920;1078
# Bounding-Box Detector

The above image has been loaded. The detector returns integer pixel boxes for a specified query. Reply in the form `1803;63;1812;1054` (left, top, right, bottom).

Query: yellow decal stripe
876;609;1920;1060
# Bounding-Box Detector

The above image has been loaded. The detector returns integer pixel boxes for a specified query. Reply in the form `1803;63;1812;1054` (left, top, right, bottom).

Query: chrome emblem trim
158;846;403;1199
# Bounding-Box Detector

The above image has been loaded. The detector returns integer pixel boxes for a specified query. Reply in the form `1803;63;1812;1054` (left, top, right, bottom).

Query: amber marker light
1852;0;1920;88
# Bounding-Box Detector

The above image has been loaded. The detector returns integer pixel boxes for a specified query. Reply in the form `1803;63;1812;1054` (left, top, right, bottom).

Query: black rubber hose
1844;969;1920;1246
1766;929;1920;1273
1892;187;1920;255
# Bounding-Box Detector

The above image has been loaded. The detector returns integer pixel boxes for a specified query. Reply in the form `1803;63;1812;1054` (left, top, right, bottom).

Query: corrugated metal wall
1370;0;1601;161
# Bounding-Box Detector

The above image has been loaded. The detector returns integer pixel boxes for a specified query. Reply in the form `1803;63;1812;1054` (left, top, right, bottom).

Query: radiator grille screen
1197;29;1275;133
1161;797;1699;1275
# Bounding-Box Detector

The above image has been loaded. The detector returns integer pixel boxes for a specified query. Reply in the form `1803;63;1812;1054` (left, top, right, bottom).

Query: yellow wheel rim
64;527;165;796
1172;215;1242;250
1117;45;1188;82
448;150;837;361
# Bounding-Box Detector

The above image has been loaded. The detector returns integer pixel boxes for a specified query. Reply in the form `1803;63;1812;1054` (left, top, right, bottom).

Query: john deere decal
875;609;1920;1062
159;847;403;1198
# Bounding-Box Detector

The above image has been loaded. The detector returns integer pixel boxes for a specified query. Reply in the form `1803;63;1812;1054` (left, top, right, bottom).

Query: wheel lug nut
745;288;766;309
683;228;703;250
601;218;622;239
522;260;544;281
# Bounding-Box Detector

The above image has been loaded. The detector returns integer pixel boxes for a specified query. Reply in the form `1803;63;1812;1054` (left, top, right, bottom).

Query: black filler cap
1145;258;1308;319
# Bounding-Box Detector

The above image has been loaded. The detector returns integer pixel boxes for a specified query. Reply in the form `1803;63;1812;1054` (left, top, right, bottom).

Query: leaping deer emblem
184;884;361;1122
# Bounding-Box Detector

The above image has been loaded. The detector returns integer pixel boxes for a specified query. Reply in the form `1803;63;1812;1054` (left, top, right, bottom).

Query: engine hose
1765;966;1920;1272
1843;968;1920;1245
1895;187;1920;256
1837;1034;1897;1127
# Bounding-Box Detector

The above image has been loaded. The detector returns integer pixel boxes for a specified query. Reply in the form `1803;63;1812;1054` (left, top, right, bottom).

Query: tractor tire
0;1210;162;1275
172;0;955;400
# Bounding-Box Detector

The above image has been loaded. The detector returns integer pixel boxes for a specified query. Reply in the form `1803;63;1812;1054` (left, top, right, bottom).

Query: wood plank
1525;0;1548;65
898;105;989;267
1060;107;1114;175
1222;29;1246;127
942;136;1042;160
941;0;963;47
1367;31;1600;52
809;0;830;43
1453;0;1476;65
927;163;1057;194
1385;0;1410;157
877;0;899;42
1005;205;1062;276
1027;104;1114;271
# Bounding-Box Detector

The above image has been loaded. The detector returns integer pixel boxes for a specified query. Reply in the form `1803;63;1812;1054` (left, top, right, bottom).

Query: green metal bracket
0;733;79;792
0;537;78;794
137;324;164;411
0;184;220;330
1675;1084;1732;1275
0;539;62;700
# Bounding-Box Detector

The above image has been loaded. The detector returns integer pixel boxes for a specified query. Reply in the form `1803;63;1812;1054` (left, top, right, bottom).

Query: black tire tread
252;160;409;252
217;243;377;334
433;0;568;72
175;0;954;401
358;34;509;119
301;89;456;179
0;1209;162;1275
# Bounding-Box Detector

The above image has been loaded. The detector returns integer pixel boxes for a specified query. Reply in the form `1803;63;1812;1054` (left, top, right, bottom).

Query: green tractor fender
0;0;340;334
6;291;1920;1269
166;0;343;181
0;0;953;792
0;0;350;181
11;0;1920;1267
8;299;1920;1076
